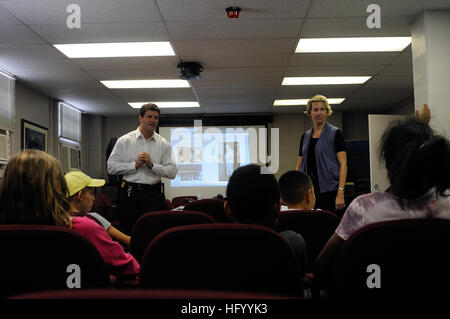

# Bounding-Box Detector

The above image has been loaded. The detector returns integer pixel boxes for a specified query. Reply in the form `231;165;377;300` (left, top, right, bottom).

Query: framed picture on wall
21;119;48;152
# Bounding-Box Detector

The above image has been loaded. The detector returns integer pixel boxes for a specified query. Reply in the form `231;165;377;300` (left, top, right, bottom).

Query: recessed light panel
282;76;371;85
101;80;190;89
129;102;199;108
273;98;345;106
53;42;175;58
296;37;411;53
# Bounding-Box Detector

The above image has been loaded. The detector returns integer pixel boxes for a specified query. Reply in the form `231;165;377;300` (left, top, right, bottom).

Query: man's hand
140;152;152;167
416;104;430;124
135;154;145;169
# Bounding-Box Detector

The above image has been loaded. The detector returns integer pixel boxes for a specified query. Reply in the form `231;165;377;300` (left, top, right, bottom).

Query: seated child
279;170;316;211
224;164;307;275
0;150;140;278
65;170;131;248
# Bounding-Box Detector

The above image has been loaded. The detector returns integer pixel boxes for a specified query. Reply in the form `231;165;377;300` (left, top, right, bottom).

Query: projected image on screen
171;127;251;187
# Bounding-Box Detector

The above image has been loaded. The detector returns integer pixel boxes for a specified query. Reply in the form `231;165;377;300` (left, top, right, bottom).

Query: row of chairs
129;206;339;271
3;208;450;298
0;222;303;298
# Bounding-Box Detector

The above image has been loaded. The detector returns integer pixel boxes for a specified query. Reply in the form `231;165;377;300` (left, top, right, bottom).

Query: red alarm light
226;6;241;19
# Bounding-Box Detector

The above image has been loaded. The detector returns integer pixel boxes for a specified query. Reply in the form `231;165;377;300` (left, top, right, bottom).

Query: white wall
11;82;51;156
343;111;370;141
83;114;105;179
388;100;415;116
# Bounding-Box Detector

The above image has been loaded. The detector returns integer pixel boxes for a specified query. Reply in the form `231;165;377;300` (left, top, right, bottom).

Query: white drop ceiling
0;0;449;116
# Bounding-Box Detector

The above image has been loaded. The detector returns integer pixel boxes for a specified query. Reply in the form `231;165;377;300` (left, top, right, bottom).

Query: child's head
65;171;105;212
225;164;280;228
0;150;70;226
380;118;450;200
279;170;315;210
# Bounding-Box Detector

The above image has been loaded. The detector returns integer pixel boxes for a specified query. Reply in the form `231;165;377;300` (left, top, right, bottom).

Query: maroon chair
277;210;339;271
171;196;197;208
184;198;233;223
91;193;118;225
0;225;111;298
11;288;298;299
139;224;304;297
130;210;216;263
164;198;172;210
331;218;450;299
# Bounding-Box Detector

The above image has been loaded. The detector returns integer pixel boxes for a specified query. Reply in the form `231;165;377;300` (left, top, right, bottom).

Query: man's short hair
279;171;313;205
139;103;160;117
226;164;280;226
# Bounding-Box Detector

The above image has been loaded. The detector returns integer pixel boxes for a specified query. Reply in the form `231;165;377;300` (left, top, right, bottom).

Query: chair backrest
184;198;233;223
139;224;304;297
171;196;197;208
165;199;172;210
278;210;339;271
92;193;116;217
0;225;111;298
12;288;299;300
332;218;450;299
130;210;216;263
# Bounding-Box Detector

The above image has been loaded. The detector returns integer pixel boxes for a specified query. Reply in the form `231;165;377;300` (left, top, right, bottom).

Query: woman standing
296;95;347;213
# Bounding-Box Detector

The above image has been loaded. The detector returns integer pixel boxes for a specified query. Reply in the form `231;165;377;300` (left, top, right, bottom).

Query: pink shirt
336;189;450;241
71;216;140;276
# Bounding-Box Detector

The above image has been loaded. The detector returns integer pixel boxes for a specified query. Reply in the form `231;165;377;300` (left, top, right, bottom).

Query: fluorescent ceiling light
296;37;411;53
101;80;190;89
273;98;345;106
282;76;371;85
129;102;200;108
53;42;175;58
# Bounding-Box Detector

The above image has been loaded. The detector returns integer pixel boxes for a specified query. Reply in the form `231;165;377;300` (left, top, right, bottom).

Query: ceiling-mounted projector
178;61;203;80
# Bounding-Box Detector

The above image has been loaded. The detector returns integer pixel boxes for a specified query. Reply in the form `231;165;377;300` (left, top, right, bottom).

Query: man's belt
125;181;161;191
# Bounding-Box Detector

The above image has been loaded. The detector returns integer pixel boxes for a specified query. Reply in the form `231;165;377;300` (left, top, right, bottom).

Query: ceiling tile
276;85;362;98
290;52;398;66
0;6;22;24
111;88;195;99
0;0;161;24
301;17;411;37
173;38;296;56
0;59;80;78
157;0;310;20
0;25;45;44
308;0;450;18
284;65;384;76
166;19;302;40
179;54;291;68
29;22;169;44
73;56;180;72
0;44;66;59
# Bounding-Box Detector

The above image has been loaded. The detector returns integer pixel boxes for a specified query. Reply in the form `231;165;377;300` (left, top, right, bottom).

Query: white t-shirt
336;189;450;241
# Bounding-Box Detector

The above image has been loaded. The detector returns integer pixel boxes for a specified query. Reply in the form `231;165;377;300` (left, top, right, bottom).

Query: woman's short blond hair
304;95;333;116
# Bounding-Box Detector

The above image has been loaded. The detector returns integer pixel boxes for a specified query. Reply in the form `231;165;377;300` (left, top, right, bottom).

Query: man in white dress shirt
107;103;177;233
